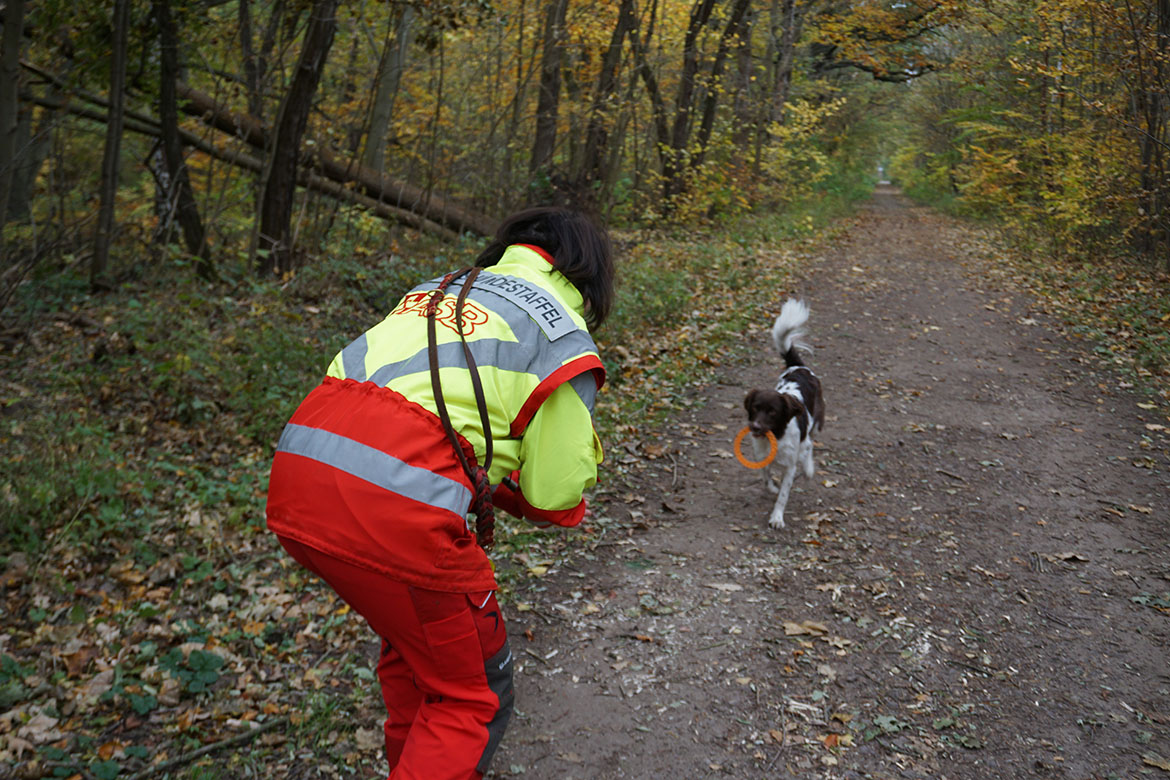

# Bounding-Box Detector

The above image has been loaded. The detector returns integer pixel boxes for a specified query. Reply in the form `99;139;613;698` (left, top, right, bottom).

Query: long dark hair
474;207;616;329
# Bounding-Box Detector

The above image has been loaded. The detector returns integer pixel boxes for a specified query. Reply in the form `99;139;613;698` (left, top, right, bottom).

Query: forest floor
487;186;1170;780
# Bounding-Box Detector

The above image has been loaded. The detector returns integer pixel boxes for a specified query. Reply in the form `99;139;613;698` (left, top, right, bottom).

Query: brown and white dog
743;299;825;529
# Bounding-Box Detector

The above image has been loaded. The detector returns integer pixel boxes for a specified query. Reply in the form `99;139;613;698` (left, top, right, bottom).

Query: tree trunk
502;0;528;203
92;0;130;290
627;0;670;167
575;0;637;199
7;92;55;224
731;5;757;152
256;0;339;277
238;0;263;119
21;88;460;240
770;0;801;123
175;83;493;235
1146;0;1169;261
689;0;752;172
258;0;285;102
530;0;570;178
154;0;213;278
362;4;414;176
754;0;802;173
0;0;25;232
663;0;718;207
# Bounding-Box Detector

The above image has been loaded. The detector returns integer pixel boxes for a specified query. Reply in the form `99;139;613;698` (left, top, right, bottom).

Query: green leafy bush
160;648;225;695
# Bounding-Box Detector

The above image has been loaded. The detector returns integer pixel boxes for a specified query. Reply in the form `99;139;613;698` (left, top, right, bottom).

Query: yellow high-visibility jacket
266;244;604;591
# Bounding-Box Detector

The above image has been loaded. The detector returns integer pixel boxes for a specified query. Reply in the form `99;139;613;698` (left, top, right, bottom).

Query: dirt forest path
488;186;1170;780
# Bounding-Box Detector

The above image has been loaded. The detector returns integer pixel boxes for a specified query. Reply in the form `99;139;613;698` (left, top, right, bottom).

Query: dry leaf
705;583;743;592
1;734;35;760
16;713;62;745
784;620;828;636
1143;753;1170;771
63;646;99;678
354;727;383;751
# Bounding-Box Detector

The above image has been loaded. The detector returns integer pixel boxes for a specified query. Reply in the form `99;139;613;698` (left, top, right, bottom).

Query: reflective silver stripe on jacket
412;271;577;342
336;277;600;412
341;332;368;381
465;271;575;341
276;423;472;516
568;369;598;411
410;273;583;350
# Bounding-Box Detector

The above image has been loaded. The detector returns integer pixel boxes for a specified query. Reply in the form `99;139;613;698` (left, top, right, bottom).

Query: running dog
742;299;825;529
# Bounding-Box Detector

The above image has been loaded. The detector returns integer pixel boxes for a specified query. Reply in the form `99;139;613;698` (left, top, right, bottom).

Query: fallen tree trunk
20;90;459;241
176;83;495;237
18;60;494;238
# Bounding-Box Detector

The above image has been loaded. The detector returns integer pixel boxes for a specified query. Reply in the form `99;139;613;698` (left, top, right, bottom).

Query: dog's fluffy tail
771;298;811;366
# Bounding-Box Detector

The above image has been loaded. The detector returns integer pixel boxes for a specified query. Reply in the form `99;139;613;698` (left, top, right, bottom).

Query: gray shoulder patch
470;272;578;341
417;271;579;341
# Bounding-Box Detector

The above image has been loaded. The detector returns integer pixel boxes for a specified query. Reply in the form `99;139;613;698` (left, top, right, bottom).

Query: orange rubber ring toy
734;427;777;469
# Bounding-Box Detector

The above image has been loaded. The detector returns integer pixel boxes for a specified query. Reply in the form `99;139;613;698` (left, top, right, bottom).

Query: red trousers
277;536;514;780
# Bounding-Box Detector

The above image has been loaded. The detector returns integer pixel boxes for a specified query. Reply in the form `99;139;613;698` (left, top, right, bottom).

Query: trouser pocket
410;588;485;681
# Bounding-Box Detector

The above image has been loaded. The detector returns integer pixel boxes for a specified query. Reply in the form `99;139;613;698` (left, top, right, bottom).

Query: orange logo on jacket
393;292;490;335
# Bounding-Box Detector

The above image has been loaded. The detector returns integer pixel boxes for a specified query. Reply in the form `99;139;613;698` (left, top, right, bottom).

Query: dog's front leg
769;463;798;529
800;438;816;479
751;435;779;493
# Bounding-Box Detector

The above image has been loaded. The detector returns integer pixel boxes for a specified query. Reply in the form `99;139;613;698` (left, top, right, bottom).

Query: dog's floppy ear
744;389;760;413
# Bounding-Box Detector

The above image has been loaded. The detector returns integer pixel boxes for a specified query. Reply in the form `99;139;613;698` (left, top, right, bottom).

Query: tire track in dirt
489;187;1170;779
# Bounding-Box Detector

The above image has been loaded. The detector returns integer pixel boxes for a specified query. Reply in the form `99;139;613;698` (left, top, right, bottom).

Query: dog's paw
768;514;785;529
766;479;780;495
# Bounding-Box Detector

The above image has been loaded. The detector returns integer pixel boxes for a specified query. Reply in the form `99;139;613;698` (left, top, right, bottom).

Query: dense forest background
2;0;1166;287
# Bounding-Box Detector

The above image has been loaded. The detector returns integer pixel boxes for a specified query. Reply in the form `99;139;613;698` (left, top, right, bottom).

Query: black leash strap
425;267;496;550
